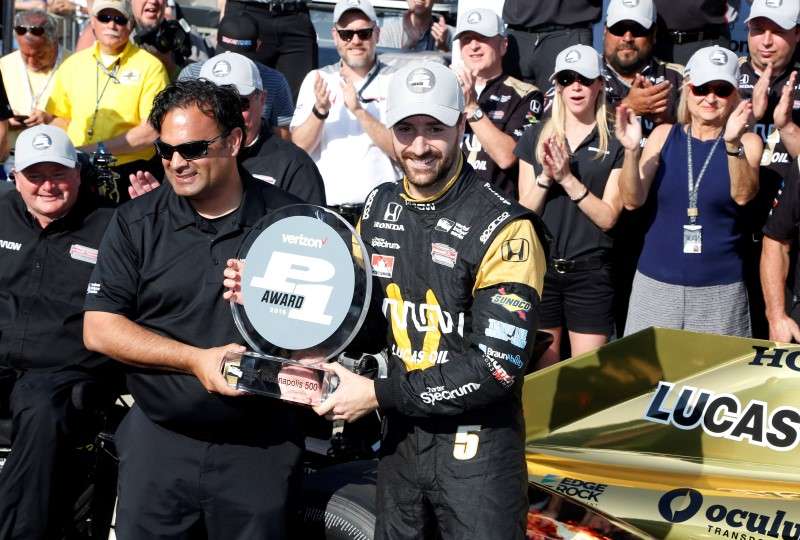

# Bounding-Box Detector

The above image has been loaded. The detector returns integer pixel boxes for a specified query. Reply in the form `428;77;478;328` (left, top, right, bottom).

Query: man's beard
609;46;646;76
400;147;457;190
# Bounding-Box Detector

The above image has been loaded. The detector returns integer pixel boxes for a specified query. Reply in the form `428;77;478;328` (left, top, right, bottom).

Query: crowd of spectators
2;0;800;537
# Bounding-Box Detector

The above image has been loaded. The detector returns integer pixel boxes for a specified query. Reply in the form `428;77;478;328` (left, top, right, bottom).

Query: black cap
217;13;259;59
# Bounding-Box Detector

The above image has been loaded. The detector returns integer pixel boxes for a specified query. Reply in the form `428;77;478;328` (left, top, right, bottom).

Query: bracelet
312;105;329;120
570;186;590;203
536;178;552;189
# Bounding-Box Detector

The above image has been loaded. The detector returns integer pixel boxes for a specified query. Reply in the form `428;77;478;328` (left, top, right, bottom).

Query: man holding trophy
314;62;548;539
83;79;305;539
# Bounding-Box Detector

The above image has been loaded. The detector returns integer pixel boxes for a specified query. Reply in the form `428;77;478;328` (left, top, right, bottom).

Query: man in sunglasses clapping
291;0;400;222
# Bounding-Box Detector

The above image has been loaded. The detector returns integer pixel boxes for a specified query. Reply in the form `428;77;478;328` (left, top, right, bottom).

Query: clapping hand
614;104;642;150
752;62;773;121
724;99;755;143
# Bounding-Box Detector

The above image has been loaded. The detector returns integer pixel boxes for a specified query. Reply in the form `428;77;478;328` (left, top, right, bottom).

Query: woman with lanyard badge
615;45;761;337
516;44;624;368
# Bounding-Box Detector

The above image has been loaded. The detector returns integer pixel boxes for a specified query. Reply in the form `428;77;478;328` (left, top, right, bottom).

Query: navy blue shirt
638;124;746;286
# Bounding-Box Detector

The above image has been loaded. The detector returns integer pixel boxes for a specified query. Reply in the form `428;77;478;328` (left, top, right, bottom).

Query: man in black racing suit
314;60;548;539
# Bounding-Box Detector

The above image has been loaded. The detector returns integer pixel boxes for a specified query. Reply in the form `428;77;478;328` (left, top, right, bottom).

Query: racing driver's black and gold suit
360;156;548;539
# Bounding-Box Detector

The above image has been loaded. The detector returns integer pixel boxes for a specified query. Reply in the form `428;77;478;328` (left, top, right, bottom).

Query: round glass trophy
221;204;372;405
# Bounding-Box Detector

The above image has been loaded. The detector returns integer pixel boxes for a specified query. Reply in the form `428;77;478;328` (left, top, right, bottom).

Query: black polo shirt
738;58;800;236
84;170;303;437
0;188;113;370
653;0;726;30
240;124;327;206
603;57;684;141
502;0;601;28
514;122;623;260
763;163;800;295
461;74;542;198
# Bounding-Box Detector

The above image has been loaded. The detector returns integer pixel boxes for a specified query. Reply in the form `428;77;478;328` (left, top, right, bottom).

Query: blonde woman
615;46;762;337
516;44;624;368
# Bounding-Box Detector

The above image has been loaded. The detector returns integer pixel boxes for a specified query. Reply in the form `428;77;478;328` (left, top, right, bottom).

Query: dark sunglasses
690;82;735;98
607;21;650;38
555;70;597;87
96;12;129;25
154;132;228;161
14;25;45;36
336;27;374;42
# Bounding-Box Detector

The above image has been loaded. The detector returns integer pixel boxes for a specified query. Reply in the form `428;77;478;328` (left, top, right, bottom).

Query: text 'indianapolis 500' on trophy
221;205;372;406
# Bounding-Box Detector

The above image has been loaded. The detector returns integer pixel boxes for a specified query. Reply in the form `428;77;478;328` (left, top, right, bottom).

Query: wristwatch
467;107;484;123
725;142;744;158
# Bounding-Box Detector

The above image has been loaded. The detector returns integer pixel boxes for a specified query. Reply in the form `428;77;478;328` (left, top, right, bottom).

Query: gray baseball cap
684;46;740;86
333;0;377;24
454;8;505;40
386;61;465;127
552;44;604;80
15;125;77;172
746;0;799;30
606;0;657;29
200;51;263;96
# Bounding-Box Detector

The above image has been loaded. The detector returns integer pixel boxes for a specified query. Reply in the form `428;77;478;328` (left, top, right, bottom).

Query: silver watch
467;107;484;122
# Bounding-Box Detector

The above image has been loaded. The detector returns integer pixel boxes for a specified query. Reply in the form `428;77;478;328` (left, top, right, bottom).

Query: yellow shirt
0;48;66;146
46;41;168;165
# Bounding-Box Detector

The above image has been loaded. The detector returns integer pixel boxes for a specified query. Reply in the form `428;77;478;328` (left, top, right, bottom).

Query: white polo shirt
291;60;400;206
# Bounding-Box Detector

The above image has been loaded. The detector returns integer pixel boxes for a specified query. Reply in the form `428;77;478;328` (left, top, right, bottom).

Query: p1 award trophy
221;205;372;406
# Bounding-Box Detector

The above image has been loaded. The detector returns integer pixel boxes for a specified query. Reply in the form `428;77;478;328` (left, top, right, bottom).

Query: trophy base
221;351;338;406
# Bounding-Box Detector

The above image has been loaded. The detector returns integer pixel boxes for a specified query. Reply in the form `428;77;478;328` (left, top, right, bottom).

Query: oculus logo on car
658;488;800;539
643;381;800;452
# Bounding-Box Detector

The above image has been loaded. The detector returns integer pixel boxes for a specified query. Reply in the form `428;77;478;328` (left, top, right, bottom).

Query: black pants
225;0;318;102
0;368;102;540
653;31;731;65
503;26;593;91
375;418;528;540
114;406;303;540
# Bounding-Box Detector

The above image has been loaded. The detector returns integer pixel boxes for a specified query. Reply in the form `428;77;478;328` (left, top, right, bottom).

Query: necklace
87;56;120;139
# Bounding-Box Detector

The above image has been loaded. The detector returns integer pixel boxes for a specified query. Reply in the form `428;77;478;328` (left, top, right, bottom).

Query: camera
135;19;192;66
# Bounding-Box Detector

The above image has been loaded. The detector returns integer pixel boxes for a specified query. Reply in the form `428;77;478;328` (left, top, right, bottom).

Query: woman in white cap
516;44;624;367
616;45;763;337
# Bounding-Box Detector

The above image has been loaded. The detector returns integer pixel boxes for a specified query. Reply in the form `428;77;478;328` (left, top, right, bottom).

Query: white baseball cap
15;125;78;172
552;44;604;80
199;51;263;96
92;0;131;18
386;61;465;127
454;8;505;40
333;0;377;24
684;46;740;86
746;0;800;30
606;0;657;29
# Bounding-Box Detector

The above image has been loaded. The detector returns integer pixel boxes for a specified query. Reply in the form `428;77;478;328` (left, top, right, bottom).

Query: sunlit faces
91;8;132;54
131;0;165;30
747;17;800;74
603;22;655;75
158;104;242;201
555;71;603;117
17;22;57;72
459;31;507;76
14;162;81;226
332;11;379;71
391;115;463;193
686;79;738;123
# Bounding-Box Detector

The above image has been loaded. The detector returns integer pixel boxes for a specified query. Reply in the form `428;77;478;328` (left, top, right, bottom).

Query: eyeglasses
154;132;228;161
555;70;597;87
336;27;375;42
607;22;650;38
96;12;129;26
690;82;735;98
14;25;45;36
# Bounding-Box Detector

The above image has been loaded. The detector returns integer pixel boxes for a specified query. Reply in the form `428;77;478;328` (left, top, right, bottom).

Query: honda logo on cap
709;49;728;65
406;68;435;93
212;60;231;77
384;202;402;222
565;50;581;63
466;10;482;23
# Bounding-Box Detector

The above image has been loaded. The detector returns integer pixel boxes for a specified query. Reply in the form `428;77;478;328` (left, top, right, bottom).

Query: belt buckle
672;31;687;44
552;258;573;274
